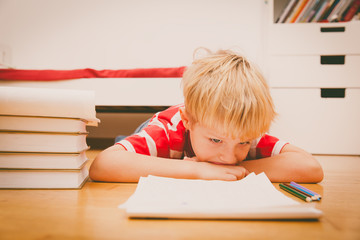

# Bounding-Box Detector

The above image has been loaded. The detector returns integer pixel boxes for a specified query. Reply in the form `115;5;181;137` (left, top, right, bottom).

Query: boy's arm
240;144;324;183
89;144;248;182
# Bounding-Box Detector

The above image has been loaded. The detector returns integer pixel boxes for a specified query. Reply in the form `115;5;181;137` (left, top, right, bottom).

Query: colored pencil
290;181;322;200
283;183;319;201
289;182;320;201
283;183;313;197
279;183;312;202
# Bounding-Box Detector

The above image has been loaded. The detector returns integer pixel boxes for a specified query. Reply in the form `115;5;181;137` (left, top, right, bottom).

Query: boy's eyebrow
206;130;251;143
200;124;252;142
204;129;225;139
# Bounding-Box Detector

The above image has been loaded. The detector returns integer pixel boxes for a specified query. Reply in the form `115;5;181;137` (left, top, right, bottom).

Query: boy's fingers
223;174;237;181
230;166;248;180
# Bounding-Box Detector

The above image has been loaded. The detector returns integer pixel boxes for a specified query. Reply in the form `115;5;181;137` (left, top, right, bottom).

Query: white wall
0;0;265;69
0;0;266;142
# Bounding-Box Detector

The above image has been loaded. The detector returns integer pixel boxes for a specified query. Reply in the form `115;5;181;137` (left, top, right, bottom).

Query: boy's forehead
196;123;223;136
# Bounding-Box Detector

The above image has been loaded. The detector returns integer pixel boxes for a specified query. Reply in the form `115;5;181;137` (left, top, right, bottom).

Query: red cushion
0;67;186;81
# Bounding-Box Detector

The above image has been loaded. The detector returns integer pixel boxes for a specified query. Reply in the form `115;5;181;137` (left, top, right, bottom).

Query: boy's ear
179;107;191;129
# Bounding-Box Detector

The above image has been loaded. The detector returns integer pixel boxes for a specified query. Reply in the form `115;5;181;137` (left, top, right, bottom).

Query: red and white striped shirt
116;104;288;160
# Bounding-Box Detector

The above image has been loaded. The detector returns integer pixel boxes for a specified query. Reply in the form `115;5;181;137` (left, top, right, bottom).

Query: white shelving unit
266;0;360;155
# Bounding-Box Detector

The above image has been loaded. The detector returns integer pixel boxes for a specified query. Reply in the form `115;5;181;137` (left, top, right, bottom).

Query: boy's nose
219;151;238;165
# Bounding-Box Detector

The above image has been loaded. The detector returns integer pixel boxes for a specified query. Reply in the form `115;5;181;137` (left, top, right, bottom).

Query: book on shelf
304;0;325;22
0;167;89;189
312;0;332;22
0;151;88;169
0;130;89;153
276;0;299;23
296;0;318;22
289;0;311;23
276;0;360;23
319;0;341;21
119;173;323;220
285;0;302;23
326;0;352;21
343;0;360;21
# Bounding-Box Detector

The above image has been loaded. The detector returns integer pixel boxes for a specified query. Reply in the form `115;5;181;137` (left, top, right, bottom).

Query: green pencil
279;183;312;202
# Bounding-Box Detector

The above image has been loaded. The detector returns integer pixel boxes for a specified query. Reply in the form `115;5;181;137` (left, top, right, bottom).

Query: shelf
266;0;360;155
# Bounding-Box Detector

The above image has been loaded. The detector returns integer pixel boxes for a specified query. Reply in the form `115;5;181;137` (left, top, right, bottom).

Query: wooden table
1;151;359;240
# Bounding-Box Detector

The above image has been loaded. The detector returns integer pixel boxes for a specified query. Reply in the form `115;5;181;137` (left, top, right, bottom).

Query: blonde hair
182;49;276;141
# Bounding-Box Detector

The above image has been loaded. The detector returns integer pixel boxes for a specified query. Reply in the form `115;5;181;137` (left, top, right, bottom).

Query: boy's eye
239;141;250;145
210;138;222;143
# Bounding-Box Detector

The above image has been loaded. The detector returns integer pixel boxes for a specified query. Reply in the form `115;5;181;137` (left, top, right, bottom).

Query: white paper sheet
119;173;322;219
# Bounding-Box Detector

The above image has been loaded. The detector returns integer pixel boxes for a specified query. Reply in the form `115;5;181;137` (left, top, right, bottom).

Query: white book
119;173;323;220
0;167;89;189
0;115;87;133
0;86;99;126
0;131;89;153
0;151;88;169
277;0;298;23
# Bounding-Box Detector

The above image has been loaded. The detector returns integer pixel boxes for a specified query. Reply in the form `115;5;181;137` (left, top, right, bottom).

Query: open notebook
119;173;322;220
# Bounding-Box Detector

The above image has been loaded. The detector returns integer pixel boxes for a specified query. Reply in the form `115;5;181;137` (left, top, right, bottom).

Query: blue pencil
290;181;321;200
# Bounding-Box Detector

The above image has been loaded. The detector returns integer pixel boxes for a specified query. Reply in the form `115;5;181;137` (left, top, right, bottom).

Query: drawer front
269;88;360;155
268;55;360;88
268;22;360;55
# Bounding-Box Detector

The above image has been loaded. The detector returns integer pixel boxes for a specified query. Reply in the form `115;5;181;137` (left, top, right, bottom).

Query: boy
89;49;323;183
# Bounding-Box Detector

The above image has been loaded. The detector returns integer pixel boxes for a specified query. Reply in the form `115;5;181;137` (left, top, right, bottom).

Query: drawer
268;22;360;55
269;88;360;155
268;55;360;88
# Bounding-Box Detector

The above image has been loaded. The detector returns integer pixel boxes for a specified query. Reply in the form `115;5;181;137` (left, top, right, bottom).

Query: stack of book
0;86;99;189
276;0;360;23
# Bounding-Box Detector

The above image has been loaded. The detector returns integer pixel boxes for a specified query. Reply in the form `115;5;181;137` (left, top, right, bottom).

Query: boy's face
180;107;251;165
187;123;251;165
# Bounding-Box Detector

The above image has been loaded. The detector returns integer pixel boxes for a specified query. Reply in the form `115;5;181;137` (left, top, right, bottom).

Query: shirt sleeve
115;105;185;158
116;117;171;158
247;134;288;159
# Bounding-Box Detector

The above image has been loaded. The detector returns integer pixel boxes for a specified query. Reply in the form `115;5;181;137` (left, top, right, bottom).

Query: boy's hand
184;157;249;181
